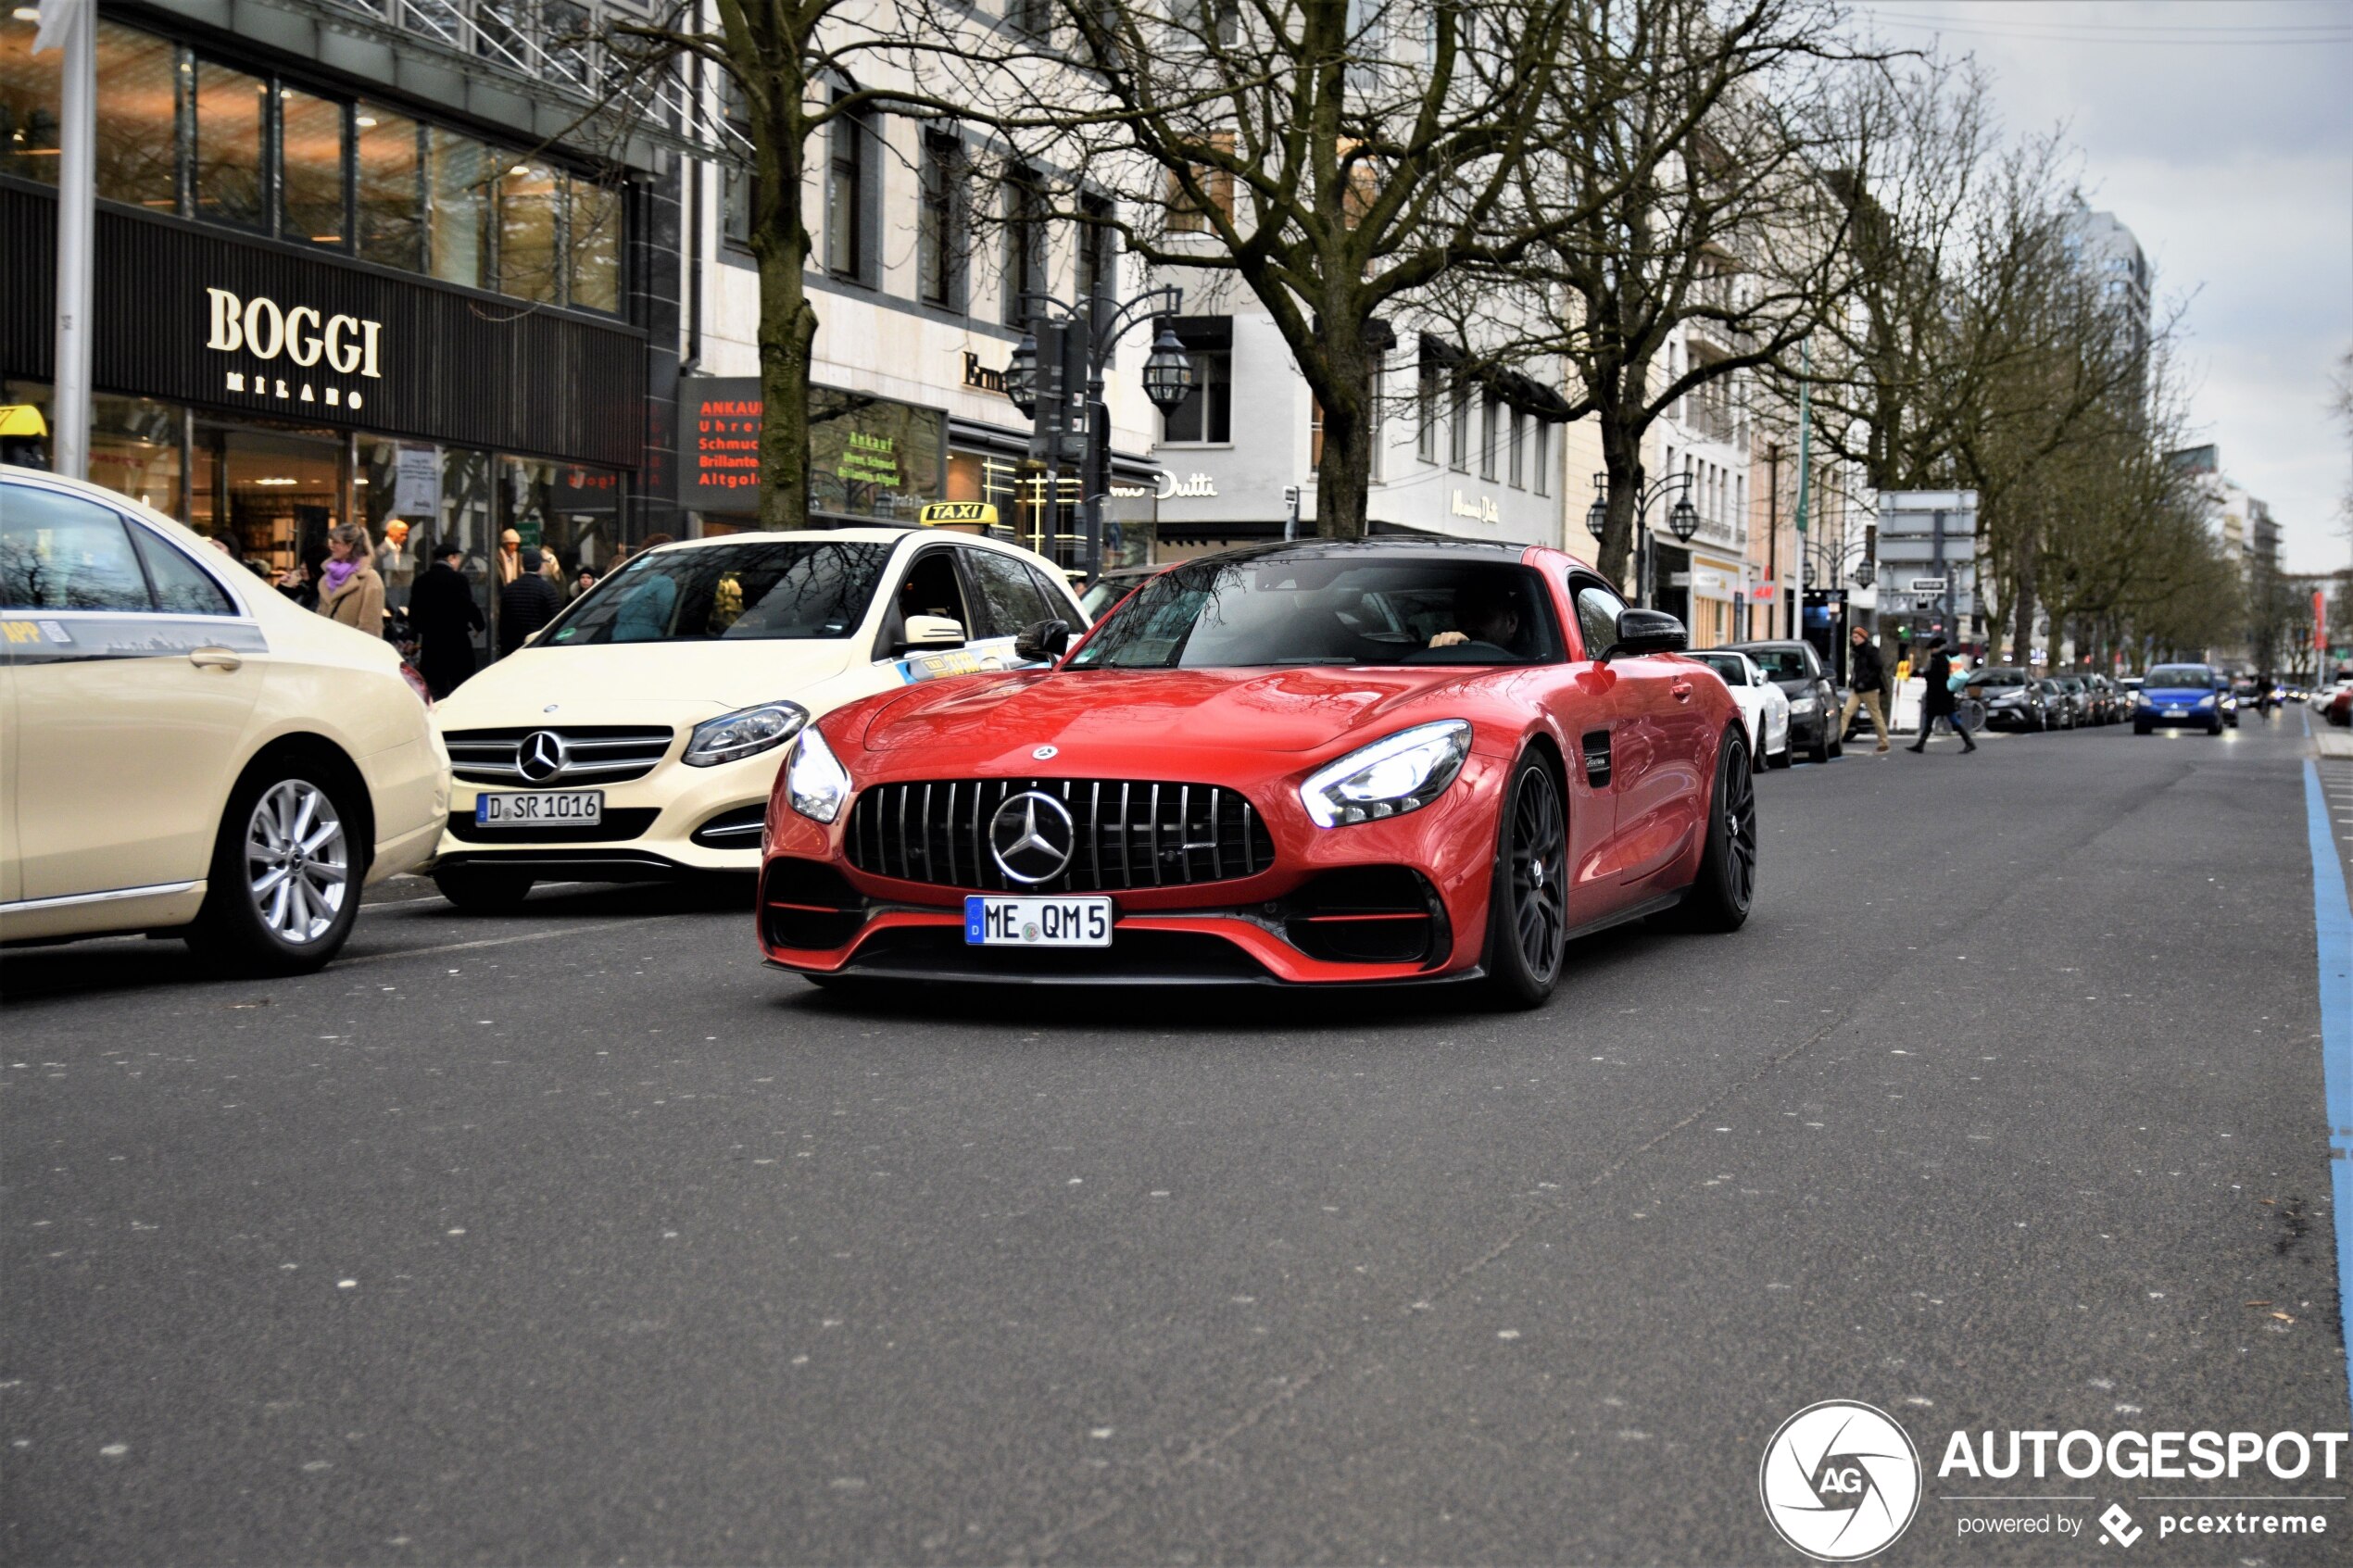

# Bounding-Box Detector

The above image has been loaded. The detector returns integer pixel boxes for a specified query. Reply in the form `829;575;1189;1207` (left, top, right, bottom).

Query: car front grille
445;726;674;786
844;778;1277;895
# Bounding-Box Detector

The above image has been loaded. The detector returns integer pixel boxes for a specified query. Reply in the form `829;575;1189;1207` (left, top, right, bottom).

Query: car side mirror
1013;617;1071;663
900;614;964;653
1599;607;1686;661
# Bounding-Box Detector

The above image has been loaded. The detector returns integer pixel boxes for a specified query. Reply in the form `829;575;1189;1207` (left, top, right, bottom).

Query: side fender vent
1580;730;1613;790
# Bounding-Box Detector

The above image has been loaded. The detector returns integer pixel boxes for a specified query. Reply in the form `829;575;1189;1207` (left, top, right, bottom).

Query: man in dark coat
497;546;563;657
1839;625;1893;753
1906;635;1978;754
409;540;484;698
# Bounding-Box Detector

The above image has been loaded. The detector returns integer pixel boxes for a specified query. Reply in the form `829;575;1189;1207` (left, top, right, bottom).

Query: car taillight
398;659;434;709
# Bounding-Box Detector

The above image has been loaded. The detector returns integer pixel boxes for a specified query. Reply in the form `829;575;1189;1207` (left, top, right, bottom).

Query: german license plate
474;790;604;827
2162;708;2186;719
963;895;1113;947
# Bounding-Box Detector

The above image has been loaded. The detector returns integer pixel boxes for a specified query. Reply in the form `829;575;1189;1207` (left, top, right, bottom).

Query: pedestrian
317;522;386;635
497;546;562;655
610;533;676;642
495;527;522;586
572;564;599;600
1906;635;1977;754
1839;624;1893;754
410;539;485;697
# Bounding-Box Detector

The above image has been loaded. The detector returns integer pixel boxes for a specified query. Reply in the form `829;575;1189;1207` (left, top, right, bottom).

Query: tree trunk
1310;329;1373;542
1596;416;1648;598
2009;558;2037;671
752;107;817;532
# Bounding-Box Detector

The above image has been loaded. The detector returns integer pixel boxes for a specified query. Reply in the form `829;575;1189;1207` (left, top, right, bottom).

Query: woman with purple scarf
318;522;387;637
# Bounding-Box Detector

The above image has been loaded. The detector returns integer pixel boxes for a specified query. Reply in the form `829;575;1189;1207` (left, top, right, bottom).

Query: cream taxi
0;465;448;971
424;527;1086;908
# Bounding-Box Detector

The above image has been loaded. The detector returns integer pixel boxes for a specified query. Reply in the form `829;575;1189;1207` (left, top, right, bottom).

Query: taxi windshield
1068;556;1561;670
547;541;892;646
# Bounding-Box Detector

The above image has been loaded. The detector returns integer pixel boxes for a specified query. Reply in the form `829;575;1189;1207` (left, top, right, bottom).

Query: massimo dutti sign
1;187;646;469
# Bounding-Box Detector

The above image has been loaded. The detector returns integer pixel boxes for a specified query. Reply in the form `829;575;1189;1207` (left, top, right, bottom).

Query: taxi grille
844;778;1276;894
444;726;674;785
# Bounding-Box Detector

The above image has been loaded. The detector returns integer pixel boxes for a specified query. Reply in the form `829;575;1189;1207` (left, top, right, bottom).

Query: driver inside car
1428;583;1523;651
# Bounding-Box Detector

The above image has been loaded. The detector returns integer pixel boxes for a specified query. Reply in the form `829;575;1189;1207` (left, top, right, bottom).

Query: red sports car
756;539;1755;1006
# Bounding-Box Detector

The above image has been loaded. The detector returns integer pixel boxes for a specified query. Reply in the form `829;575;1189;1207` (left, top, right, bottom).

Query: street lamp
1013;284;1187;584
1589;470;1699;609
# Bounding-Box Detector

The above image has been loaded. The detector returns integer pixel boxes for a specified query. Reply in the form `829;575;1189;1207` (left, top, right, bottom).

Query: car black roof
1185;538;1531;568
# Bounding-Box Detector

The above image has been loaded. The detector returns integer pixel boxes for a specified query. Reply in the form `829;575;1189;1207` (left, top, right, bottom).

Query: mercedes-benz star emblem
516;730;568;784
1032;745;1059;760
989;791;1076;884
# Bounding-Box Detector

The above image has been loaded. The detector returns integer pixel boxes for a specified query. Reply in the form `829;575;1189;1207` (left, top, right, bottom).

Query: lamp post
1587;471;1699;610
1003;285;1191;584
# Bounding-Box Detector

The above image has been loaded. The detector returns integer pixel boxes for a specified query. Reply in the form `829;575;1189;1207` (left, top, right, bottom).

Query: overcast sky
1846;0;2353;574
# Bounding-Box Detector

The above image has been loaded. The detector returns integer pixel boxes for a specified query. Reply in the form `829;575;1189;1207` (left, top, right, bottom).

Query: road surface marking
337;916;672;967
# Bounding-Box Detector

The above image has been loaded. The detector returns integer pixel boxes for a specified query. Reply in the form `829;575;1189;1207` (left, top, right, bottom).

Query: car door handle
187;646;243;671
1670;680;1692;702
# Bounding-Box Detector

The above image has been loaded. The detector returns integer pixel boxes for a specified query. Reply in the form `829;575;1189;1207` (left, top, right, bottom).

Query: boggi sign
204;288;384;378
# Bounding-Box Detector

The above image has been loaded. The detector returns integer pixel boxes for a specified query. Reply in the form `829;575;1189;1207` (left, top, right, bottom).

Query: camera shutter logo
1758;1401;1921;1562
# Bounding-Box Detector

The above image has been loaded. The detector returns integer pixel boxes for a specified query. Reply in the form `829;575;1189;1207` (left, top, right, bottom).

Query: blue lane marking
2299;757;2353;1422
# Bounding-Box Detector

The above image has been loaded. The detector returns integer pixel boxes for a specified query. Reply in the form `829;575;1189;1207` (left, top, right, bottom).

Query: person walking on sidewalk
1906;636;1977;754
497;546;562;656
410;539;484;697
1840;625;1893;753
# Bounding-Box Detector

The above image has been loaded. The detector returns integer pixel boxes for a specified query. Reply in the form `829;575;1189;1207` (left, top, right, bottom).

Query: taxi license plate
963;895;1113;947
474;790;604;827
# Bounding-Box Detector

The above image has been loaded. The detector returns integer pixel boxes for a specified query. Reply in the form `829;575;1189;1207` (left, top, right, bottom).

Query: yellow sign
919;501;998;527
0;404;49;439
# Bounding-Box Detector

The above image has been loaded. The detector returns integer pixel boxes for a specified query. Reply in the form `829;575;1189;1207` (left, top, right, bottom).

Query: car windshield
1735;646;1813;680
2146;664;2212;687
546;541;893;646
1971;667;2029;687
1068;556;1561;670
1687;653;1749;685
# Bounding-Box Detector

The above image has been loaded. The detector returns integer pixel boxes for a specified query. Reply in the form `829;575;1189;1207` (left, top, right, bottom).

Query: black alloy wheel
1675;726;1756;933
1484;756;1568;1010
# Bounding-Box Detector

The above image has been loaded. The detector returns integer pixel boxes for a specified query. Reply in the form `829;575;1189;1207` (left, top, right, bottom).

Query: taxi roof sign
0;404;49;439
919;501;997;527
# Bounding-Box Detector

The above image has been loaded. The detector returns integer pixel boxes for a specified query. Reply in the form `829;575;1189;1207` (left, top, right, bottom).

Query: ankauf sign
680;379;947;521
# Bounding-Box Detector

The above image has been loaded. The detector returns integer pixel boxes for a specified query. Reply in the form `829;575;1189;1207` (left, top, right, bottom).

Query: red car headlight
1299;720;1473;828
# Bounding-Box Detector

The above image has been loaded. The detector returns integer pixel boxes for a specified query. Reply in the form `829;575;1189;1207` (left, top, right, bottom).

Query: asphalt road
5;710;2347;1566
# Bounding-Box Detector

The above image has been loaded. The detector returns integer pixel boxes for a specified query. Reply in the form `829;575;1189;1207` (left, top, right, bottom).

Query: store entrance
191;421;344;583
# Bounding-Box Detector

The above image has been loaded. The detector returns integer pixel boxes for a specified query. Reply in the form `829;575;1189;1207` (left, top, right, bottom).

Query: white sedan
1684;648;1792;770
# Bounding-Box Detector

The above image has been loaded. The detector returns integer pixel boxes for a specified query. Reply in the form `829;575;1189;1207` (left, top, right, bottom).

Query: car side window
0;483;153;612
874;547;971;659
130;526;237;616
1570;578;1625;660
961;547;1053;640
1024;562;1078;624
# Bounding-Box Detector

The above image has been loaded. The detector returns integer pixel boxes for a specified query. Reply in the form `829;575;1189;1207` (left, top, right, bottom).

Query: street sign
1909;577;1947;594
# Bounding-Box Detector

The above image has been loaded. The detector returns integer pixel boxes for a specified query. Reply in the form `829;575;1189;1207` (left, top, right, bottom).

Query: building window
192;59;267;229
427;126;491;290
279;87;348;247
824;105;864;281
1479;393;1500;480
496;157;562;304
567;174;622;312
1530;419;1549;496
1507;408;1524;489
1310;399;1324;468
1416;354;1439;463
1;12;63;183
1002;171;1044;328
1010;0;1053;39
1448;373;1469;470
356;107;422;270
94;23;178;211
1165;132;1234;233
1161;349;1230;443
917;132;959;307
1076;194;1113;305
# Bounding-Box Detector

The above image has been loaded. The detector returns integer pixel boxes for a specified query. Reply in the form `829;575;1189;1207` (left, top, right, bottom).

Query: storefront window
497;158;562;304
192;59;267;229
356;106;422;270
809;390;943;524
1160;350;1230;444
94;23;178;211
427;127;492;290
280;87;348;246
193;420;342;577
0;14;60;184
498;455;622;580
567;175;622;313
90;395;184;520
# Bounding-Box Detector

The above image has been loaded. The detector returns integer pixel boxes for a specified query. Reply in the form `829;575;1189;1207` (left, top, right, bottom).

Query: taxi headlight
786;725;852;823
1300;721;1472;829
683;700;809;767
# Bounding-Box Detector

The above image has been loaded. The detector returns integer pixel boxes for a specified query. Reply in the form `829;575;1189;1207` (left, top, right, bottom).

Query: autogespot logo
1760;1401;1924;1562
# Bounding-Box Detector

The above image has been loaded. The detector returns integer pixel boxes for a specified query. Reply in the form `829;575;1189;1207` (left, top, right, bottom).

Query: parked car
757;539;1755;1008
0;464;448;970
1969;666;2049;731
1721;639;1843;763
2082;674;2122;724
1685;648;1793;769
2052;675;2097;726
2327;686;2353;728
2035;678;2080;729
2133;662;2227;734
425;529;1086;908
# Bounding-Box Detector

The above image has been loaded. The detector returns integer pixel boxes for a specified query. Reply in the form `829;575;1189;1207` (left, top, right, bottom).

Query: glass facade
192;59;267;229
280;86;349;247
94;24;176;210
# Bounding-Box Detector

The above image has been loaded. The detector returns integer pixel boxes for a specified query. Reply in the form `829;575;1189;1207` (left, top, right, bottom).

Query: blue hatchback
2133;662;2225;734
